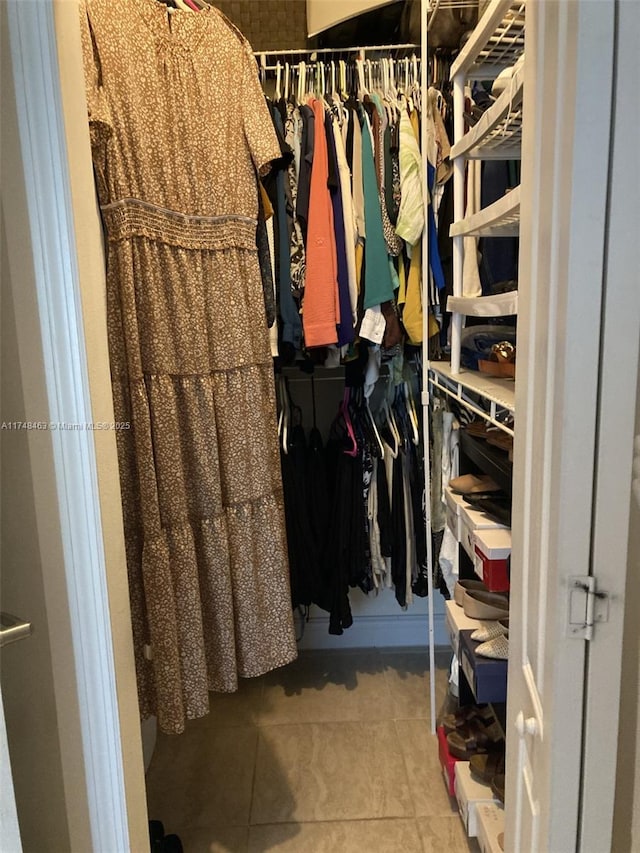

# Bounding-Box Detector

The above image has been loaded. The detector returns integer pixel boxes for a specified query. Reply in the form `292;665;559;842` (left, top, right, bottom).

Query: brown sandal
446;718;502;759
441;704;495;734
470;750;506;783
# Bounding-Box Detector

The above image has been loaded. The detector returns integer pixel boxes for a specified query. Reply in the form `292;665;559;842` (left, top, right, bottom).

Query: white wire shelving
450;64;524;160
450;0;526;80
450;184;521;238
428;362;515;435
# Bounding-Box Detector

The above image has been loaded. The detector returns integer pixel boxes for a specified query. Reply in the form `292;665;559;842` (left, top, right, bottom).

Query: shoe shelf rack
445;0;526;377
451;0;526;81
428;362;515;435
449;184;521;239
449;65;524;161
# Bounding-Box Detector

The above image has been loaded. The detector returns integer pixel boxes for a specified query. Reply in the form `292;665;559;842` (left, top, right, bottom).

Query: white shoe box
444;485;470;542
476;802;505;853
445;599;488;657
454;761;501;837
460;503;509;562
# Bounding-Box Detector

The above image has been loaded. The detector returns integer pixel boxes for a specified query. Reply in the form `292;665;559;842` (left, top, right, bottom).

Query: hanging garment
296;104;315;242
303;99;340;347
269;105;302;350
283;102;306;298
280;423;329;610
325;112;355;347
462;159;483;297
395;104;425;247
331;116;359;325
80;0;297;734
402;242;423;344
361;110;395;309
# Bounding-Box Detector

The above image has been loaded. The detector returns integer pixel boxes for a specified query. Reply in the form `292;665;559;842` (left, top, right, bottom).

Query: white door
506;2;633;851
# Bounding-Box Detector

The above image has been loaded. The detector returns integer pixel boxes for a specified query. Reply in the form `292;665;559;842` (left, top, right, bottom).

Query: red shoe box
473;528;511;592
437;724;461;796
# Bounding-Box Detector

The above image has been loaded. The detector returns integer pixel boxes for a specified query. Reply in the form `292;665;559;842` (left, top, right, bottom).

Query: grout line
248;814;424;828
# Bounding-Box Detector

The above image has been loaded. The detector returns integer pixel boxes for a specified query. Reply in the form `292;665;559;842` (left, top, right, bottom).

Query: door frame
4;2;147;850
5;0;636;851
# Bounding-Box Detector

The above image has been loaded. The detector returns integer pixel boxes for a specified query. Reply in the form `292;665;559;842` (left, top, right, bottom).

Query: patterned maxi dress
80;0;297;734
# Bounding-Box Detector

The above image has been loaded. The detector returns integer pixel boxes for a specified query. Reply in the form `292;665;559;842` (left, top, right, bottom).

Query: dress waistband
100;198;257;251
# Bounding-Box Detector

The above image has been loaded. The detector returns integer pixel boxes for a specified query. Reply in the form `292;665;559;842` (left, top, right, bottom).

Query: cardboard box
437;725;460;797
444;485;470;542
455;761;501;837
473;528;512;592
459;630;508;704
476;803;505;853
460;504;508;562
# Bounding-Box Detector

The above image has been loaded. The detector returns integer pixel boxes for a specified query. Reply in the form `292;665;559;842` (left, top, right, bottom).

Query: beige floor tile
380;650;451;722
205;679;265;728
250;721;413;824
417;815;479;852
248;818;423;853
394;719;459;818
259;650;395;725
146;725;258;830
176;824;249;853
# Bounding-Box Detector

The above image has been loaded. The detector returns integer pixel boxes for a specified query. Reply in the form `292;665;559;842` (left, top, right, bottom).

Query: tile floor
146;649;480;853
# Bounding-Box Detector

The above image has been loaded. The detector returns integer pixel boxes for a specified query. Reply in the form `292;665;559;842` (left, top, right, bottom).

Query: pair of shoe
472;619;510;659
441;703;494;734
454;580;509;621
470;750;506;803
445;714;504;760
464;492;512;526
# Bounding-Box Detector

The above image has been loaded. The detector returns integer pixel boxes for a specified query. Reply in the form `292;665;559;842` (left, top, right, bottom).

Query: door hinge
567;576;609;640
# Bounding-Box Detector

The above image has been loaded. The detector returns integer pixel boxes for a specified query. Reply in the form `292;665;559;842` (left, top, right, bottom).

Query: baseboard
297;611;448;650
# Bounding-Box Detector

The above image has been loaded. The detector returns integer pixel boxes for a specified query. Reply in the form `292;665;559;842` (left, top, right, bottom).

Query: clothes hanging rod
262;58;423;72
255;43;420;61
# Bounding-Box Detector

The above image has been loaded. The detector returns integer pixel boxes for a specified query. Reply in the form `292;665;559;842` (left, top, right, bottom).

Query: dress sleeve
241;48;281;177
78;0;112;149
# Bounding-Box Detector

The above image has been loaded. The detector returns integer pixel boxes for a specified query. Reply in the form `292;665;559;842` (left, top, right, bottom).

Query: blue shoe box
459;629;508;704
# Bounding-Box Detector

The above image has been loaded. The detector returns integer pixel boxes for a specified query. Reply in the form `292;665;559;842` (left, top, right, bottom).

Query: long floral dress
80;0;297;734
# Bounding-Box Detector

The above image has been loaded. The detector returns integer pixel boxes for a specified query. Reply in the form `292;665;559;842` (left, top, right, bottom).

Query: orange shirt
302;99;339;347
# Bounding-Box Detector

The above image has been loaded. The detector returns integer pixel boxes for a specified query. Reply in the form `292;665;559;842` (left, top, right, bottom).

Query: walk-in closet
1;1;639;852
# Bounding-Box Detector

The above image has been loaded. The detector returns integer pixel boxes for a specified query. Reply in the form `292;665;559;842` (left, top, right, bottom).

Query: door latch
567;576;609;640
0;612;32;648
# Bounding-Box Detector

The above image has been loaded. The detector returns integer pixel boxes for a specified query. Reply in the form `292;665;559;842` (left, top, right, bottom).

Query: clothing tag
360;306;386;344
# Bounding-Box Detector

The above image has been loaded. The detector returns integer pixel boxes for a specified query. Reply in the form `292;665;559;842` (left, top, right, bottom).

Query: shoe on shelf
470;749;505;784
454;578;488;607
462;588;509;621
441;703;495;734
447;718;504;760
464;421;496;439
449;473;501;495
470;621;506;642
476;634;509;660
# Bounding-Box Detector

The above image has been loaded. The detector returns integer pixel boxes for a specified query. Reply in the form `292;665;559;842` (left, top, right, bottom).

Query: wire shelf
451;64;524;160
450;185;520;238
451;0;526;79
428;363;516;432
